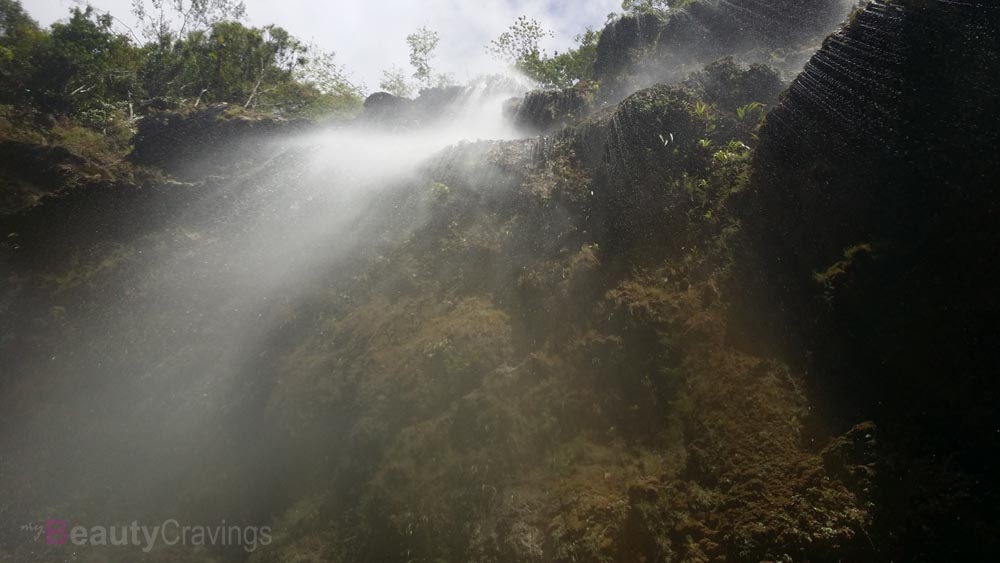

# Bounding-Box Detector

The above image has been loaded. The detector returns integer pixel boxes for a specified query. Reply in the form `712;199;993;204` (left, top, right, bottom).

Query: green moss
430;181;450;200
813;242;875;287
38;243;134;293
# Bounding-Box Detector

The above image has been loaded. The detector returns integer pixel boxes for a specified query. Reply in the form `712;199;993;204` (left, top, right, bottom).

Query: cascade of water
0;72;543;534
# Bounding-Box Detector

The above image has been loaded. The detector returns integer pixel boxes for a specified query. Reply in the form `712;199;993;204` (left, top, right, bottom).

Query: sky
23;0;622;91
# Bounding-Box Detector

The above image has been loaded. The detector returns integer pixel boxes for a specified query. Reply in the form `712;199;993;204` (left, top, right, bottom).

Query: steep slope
744;0;1000;559
1;0;997;561
249;69;871;562
593;0;855;101
1;64;872;562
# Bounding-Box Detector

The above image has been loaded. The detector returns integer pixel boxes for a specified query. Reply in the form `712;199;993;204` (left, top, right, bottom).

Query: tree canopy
379;65;414;98
620;0;693;16
406;26;438;90
376;26;452;98
487;17;600;88
130;0;248;41
0;0;363;120
0;0;47;105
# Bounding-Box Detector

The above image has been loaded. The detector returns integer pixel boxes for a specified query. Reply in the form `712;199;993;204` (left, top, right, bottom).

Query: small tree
139;20;314;111
434;72;456;88
487;17;600;88
290;46;365;118
0;0;46;105
31;7;143;114
539;27;600;88
406;26;438;90
620;0;692;16
487;16;551;69
379;65;413;98
295;47;362;96
131;0;247;41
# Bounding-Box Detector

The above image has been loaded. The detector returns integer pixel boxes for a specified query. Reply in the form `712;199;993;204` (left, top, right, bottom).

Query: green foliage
711;139;751;163
620;0;693;16
131;0;338;114
734;102;766;139
535;27;601;88
487;17;600;88
74;101;137;147
621;0;668;14
291;46;365;118
847;1;869;24
406;26;439;90
141;21;313;111
0;104;41;143
812;243;874;288
0;0;362;121
377;27;452;97
131;0;247;41
28;7;144;114
487;15;551;67
680;58;783;146
0;0;45;105
379;65;414;98
433;72;456;88
683;57;783;112
735;101;764;122
430;182;450;200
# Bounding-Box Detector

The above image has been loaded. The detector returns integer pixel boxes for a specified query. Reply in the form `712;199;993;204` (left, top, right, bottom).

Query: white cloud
22;0;621;92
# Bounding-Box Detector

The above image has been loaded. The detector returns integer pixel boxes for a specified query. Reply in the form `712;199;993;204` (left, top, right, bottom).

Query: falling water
0;75;536;549
6;1;997;561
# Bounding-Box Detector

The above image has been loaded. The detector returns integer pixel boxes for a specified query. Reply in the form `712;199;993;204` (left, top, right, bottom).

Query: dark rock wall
130;103;310;180
3;0;999;560
594;0;853;101
507;88;589;134
362;81;527;130
594;12;664;91
745;1;1000;558
602;85;706;253
0;141;90;213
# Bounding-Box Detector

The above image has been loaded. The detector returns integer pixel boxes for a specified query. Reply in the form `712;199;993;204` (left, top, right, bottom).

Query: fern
736;101;765;121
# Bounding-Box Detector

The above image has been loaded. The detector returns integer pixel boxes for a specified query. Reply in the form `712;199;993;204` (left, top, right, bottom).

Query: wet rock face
601;85;708;253
746;1;1000;558
605;84;703;187
361;88;468;128
594;0;853;101
129;103;309;181
361;91;415;126
821;421;877;494
593;13;663;89
682;57;784;111
506;88;589;133
710;0;851;47
411;85;468;117
362;86;502;129
542;57;784;259
0;141;89;214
